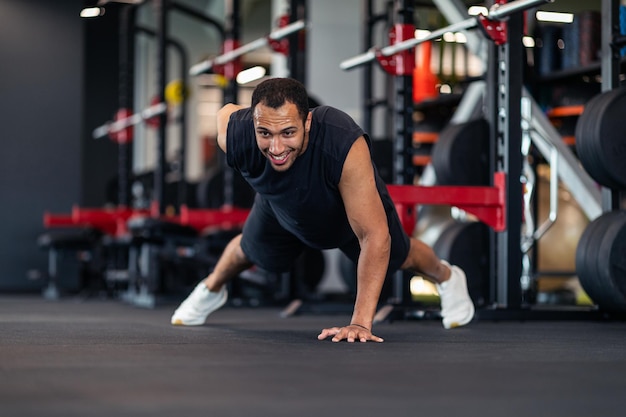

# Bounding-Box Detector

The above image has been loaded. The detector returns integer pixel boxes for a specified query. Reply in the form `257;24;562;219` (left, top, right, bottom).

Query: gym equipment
387;172;506;236
37;227;103;300
92;102;168;140
576;211;626;312
189;19;306;76
339;0;553;71
433;221;490;307
575;87;626;190
45;206;150;238
431;118;490;186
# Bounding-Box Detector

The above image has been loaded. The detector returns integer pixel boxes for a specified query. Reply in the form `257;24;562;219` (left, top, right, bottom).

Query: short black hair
251;78;309;122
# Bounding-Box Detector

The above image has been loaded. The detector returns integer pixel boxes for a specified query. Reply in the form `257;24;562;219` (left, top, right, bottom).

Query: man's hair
251;78;309;122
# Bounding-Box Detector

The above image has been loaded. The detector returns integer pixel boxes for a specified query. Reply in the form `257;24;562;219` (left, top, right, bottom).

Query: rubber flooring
1;295;626;417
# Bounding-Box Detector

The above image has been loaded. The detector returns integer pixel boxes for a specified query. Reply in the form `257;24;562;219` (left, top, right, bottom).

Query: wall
0;0;85;291
307;0;362;122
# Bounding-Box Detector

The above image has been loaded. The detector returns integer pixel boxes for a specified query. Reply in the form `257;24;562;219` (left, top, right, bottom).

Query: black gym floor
2;295;626;417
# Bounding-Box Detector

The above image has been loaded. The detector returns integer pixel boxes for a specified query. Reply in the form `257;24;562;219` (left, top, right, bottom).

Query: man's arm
216;103;246;153
318;136;390;342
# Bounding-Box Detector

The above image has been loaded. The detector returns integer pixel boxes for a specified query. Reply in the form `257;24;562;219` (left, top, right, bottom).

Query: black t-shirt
226;105;395;250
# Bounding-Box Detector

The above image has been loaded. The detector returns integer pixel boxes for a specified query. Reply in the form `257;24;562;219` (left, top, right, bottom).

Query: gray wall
0;0;84;291
0;0;121;292
307;0;362;122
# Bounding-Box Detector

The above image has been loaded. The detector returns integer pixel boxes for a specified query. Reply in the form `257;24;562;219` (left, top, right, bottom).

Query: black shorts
239;194;410;273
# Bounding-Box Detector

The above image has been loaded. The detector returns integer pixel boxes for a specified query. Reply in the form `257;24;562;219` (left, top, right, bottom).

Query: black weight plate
576;90;607;186
596;211;626;311
576;211;626;311
575;90;606;187
576;88;626;189
432;118;490;186
433;220;490;306
586;91;616;188
595;89;626;189
576;213;611;307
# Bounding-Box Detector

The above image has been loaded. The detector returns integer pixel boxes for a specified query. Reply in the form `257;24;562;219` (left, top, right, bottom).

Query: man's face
253;101;311;172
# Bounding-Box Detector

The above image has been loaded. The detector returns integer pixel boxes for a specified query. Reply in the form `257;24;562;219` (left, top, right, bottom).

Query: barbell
92;102;167;140
189;19;307;76
339;0;553;71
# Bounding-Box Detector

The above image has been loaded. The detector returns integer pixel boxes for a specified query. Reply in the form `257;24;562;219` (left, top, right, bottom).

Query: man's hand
317;324;384;343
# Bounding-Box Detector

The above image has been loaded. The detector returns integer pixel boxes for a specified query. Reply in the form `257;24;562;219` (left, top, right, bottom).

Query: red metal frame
213;39;242;81
44;171;505;240
376;23;416;76
44;207;150;237
44;204;252;237
269;14;291;55
387;172;507;235
179;205;250;232
477;0;508;45
477;14;508;45
109;108;134;143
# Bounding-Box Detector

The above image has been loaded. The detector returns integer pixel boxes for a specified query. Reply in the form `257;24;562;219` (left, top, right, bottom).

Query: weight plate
576;213;610;307
431;118;490;186
576;88;626;189
433;220;490;306
576;211;626;311
596;211;626;311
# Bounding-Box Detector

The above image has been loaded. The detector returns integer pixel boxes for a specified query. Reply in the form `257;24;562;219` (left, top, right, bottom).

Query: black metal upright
118;5;137;208
601;0;622;212
289;0;307;84
154;0;168;216
135;25;189;209
494;5;524;309
362;0;374;135
222;0;241;207
393;0;414;186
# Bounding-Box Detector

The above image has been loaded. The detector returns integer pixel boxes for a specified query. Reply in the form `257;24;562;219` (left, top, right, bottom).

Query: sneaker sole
443;305;475;329
171;318;206;326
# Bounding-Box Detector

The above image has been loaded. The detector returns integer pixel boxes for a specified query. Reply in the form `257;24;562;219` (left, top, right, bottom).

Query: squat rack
341;0;618;319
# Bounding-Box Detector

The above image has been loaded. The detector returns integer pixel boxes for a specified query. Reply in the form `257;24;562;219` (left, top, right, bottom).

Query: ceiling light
522;36;535;48
468;6;488;16
236;66;266;85
536;11;574;23
80;7;104;18
414;29;431;40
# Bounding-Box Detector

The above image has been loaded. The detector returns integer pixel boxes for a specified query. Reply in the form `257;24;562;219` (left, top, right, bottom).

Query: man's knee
231;234;252;265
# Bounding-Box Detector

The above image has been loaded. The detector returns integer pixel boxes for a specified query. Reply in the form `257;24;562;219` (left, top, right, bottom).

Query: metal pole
118;5;137;208
188;19;306;76
601;0;621;212
362;0;373;134
136;26;190;209
155;0;168;215
495;6;524;309
289;0;307;83
393;0;414;186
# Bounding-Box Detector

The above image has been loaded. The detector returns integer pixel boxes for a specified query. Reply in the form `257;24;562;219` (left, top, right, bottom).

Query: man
171;77;475;342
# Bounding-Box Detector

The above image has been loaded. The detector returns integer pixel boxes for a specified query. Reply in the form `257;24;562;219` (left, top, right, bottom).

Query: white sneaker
436;261;475;329
171;282;228;326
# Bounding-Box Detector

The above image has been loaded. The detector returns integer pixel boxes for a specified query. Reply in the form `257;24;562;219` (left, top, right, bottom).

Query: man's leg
203;234;254;291
400;237;475;329
171;234;253;326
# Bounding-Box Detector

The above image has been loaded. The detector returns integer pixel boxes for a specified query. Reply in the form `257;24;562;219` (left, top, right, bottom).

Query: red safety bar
387;172;507;235
179;205;250;232
43;213;85;228
44;206;150;237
